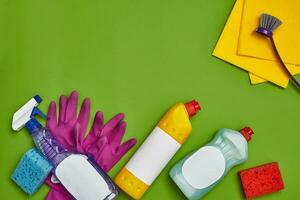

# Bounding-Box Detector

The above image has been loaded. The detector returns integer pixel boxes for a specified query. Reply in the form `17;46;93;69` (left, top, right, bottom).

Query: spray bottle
115;100;200;199
12;95;118;200
169;127;254;200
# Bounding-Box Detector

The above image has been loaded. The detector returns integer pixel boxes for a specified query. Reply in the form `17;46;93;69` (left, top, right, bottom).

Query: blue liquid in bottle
26;118;119;200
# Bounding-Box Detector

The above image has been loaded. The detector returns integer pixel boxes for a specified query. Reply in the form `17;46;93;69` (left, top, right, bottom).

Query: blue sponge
11;148;53;195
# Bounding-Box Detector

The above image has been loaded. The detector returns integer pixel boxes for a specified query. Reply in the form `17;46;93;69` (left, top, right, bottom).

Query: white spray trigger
12;95;43;131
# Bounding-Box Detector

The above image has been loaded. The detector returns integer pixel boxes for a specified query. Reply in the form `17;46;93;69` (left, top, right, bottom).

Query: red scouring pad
239;162;284;199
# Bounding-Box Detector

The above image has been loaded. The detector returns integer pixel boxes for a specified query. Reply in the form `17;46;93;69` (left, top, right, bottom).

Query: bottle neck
25;118;69;167
25;118;42;134
184;100;201;118
239;127;254;142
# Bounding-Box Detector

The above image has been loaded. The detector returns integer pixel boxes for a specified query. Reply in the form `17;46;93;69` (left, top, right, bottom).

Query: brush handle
270;37;300;89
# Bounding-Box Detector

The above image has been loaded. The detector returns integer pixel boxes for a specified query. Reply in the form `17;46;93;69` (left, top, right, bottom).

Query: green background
0;0;299;199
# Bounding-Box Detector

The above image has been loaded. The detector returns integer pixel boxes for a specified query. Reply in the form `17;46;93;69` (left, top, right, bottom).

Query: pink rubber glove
81;112;137;172
46;91;90;150
44;91;137;200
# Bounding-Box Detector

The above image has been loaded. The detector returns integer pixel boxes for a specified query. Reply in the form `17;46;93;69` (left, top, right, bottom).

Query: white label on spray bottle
126;127;181;185
182;146;225;189
55;154;112;200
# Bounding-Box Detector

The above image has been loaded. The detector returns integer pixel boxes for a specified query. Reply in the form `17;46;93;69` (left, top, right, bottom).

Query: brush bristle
260;14;282;32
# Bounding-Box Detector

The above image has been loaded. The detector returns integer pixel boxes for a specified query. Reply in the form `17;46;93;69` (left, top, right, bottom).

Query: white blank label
126;127;181;185
182;146;225;189
55;154;111;200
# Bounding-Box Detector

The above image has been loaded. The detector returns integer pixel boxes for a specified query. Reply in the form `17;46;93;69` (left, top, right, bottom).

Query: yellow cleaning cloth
249;73;266;84
239;0;300;65
212;0;300;88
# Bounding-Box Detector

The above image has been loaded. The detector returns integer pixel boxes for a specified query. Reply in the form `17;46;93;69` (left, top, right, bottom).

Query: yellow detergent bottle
115;100;200;199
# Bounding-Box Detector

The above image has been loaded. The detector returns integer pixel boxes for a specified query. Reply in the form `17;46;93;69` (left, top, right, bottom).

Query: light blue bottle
169;127;254;200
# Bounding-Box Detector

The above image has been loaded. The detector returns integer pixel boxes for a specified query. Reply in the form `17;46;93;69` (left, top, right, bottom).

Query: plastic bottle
169;127;254;200
115;100;200;199
12;95;118;200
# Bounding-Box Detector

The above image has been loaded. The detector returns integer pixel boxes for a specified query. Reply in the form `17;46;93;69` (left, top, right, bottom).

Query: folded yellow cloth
249;73;265;84
239;0;300;65
212;0;300;88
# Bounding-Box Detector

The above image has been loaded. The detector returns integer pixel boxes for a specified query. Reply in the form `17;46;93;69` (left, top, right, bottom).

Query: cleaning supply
212;0;300;88
239;162;284;199
12;95;119;200
239;0;300;65
237;0;300;85
11;148;52;195
255;14;300;89
115;100;200;199
170;127;254;200
44;91;137;200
